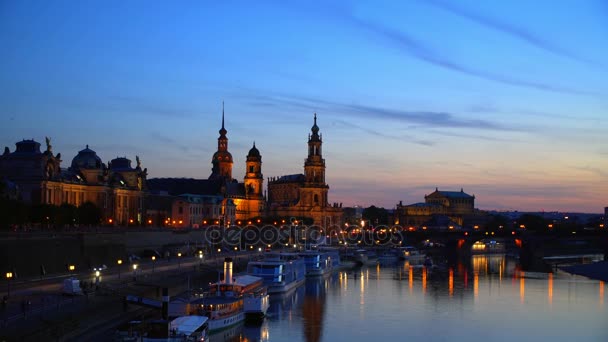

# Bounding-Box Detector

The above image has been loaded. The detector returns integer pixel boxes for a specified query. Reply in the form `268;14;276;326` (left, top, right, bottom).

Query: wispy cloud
423;0;605;69
347;17;598;97
422;129;515;142
241;90;522;132
333;119;434;146
574;165;608;178
150;131;191;152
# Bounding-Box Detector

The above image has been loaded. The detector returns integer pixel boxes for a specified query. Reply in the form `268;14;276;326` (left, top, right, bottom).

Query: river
211;254;607;342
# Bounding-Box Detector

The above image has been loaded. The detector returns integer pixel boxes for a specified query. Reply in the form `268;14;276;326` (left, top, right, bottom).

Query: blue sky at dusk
1;0;607;212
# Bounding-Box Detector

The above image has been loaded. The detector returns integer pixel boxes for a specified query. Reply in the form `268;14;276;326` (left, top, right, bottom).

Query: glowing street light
177;252;182;268
132;264;138;281
5;272;13;297
151;256;156;272
117;259;123;279
68;264;75;277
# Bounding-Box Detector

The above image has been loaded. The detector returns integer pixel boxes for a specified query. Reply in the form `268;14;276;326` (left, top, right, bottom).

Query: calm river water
212;255;607;342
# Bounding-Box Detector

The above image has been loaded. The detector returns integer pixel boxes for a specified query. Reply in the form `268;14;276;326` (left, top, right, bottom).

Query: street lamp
5;272;13;297
132;264;138;280
151;256;156;272
177;252;182;269
94;270;101;285
117;259;123;279
198;252;203;268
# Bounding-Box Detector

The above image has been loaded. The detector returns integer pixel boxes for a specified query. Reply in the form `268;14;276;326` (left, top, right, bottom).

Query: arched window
314;194;319;204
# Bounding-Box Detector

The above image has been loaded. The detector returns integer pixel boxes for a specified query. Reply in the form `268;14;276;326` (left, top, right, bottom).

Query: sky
1;0;607;213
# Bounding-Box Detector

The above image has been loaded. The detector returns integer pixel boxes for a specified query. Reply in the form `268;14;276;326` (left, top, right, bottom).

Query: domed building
0;138;147;226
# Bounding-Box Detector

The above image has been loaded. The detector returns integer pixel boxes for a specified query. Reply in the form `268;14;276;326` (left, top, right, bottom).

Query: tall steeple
245;141;263;197
220;101;227;137
305;113;326;185
209;102;233;180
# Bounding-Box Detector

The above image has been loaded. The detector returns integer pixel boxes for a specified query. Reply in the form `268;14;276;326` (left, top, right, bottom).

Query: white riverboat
115;316;209;342
399;246;426;263
190;258;244;332
247;252;306;294
298;251;334;277
235;275;270;322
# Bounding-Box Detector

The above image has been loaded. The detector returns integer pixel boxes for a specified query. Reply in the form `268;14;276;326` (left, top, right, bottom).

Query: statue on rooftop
45;136;52;152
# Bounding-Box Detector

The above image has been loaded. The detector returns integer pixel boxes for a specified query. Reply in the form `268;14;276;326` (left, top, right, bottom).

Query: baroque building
0;138;147;225
394;188;475;228
267;114;343;227
147;104;265;224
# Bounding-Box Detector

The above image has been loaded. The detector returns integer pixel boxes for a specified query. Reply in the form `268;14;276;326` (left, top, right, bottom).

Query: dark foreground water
212;255;607;342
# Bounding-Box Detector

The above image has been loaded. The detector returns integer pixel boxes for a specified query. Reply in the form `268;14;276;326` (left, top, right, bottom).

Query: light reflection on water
211;254;608;342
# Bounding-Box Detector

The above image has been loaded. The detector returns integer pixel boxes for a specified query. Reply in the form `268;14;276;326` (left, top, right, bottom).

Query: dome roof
71;145;102;169
310;113;320;137
14;139;41;155
110;157;133;170
247;142;260;158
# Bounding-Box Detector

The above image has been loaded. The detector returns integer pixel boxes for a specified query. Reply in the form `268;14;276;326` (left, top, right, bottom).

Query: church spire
219;101;227;136
310;112;320;141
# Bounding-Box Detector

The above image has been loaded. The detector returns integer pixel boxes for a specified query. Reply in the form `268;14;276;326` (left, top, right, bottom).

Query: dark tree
516;214;550;232
57;203;78;226
29;203;57;225
77;201;102;226
362;206;389;226
485;214;510;231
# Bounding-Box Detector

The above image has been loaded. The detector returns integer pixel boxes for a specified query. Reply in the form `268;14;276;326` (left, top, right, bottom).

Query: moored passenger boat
235;275;270;322
114;316;209;342
191;258;244;332
377;249;399;263
298;251;334;277
398;246;426;263
247;252;306;294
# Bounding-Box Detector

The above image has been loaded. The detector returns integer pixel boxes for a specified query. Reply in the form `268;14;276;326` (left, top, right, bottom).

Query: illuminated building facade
267;114;343;227
394;188;475;227
0;138;147;225
147;105;264;224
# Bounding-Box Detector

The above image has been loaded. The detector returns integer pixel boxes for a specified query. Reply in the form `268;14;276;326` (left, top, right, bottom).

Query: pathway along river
209;254;607;342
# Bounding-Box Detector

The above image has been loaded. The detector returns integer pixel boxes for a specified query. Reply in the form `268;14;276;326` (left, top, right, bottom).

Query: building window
314;194;319;204
179;206;183;214
249;165;254;173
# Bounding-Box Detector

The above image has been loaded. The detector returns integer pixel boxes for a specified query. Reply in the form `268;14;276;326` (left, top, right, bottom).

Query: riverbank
0;255;251;341
560;260;608;282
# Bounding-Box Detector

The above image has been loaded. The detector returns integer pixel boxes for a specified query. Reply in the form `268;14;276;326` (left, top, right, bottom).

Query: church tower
209;103;233;180
244;142;263;197
303;113;329;207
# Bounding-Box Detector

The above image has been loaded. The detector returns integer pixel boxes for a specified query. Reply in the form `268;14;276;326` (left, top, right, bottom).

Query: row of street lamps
3;250;214;297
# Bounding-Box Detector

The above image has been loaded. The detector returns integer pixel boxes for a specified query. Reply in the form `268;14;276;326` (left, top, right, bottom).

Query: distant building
171;194;236;228
395;188;475;228
0;138;147;225
267;114;343;227
147;105;264;225
342;206;364;225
